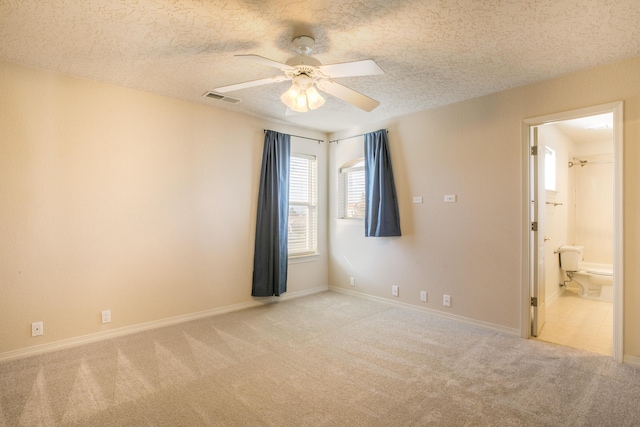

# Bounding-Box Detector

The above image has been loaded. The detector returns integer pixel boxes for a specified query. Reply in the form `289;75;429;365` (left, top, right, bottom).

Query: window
339;159;365;219
544;146;556;191
288;153;317;257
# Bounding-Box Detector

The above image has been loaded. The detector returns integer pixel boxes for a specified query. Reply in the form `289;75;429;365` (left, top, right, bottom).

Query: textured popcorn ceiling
1;0;639;132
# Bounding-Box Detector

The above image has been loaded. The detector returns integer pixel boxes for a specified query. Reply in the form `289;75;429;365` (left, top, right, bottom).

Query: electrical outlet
101;310;111;324
349;276;355;286
443;294;451;307
444;194;457;203
420;291;427;302
31;321;43;337
392;285;399;297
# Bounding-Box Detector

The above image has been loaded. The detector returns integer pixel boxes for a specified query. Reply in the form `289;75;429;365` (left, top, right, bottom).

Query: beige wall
0;60;327;356
328;56;640;359
3;55;640;361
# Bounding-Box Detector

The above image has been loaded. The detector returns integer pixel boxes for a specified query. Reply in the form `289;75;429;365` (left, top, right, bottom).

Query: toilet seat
583;268;612;276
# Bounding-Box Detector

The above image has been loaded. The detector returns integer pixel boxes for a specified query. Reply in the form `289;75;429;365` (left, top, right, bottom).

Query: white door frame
530;126;546;337
520;101;624;363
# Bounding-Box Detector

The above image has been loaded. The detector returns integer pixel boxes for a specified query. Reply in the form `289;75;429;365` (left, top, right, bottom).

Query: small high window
544;146;556;191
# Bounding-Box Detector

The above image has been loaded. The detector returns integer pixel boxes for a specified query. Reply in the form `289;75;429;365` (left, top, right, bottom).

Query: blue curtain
364;130;401;237
252;131;290;296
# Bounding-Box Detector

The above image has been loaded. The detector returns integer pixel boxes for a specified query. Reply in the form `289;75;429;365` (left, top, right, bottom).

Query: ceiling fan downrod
292;35;315;55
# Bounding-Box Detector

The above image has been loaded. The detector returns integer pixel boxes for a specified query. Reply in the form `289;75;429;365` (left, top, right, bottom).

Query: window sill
288;253;320;264
336;218;364;227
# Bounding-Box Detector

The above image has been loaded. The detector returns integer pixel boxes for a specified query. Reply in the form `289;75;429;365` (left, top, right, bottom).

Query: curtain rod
263;129;323;144
328;129;388;144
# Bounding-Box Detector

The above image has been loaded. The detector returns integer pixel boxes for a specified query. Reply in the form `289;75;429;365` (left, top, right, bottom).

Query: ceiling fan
213;35;384;113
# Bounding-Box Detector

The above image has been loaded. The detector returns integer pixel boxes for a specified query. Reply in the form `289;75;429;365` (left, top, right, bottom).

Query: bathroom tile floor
535;288;612;356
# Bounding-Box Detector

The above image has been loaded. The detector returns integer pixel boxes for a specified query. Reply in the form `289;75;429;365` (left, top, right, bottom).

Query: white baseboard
329;286;520;337
275;285;329;302
623;355;640;368
0;286;328;363
546;287;562;306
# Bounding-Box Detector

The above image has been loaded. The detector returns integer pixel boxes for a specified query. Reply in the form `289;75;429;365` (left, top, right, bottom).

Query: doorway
521;102;623;362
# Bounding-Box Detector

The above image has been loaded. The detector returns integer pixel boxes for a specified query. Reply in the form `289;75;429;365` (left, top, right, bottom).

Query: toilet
559;245;613;302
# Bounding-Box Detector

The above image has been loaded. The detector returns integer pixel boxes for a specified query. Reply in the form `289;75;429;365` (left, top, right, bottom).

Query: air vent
202;92;240;104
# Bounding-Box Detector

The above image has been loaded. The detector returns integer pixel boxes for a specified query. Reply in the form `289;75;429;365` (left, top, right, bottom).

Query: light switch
444;194;457;203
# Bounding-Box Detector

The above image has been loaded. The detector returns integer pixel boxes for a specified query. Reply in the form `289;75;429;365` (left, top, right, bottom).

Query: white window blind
288;153;317;256
339;159;365;219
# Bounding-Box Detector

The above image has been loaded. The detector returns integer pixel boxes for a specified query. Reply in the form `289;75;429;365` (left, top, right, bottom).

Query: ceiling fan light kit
280;72;325;112
213;35;384;114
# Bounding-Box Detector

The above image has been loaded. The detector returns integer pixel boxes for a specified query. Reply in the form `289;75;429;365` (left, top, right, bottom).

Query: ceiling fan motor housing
285;55;321;67
292;73;314;90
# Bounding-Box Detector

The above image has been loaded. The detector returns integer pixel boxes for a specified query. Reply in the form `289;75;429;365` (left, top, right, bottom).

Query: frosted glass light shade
306;86;325;110
293;91;308;112
280;84;302;108
280;82;325;113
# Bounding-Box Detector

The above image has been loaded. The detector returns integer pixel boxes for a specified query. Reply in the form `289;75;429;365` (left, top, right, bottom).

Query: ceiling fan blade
214;76;287;93
317;59;384;78
235;54;293;70
317;80;380;112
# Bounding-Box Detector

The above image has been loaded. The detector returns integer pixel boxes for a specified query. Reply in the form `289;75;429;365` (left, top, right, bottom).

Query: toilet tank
559;245;584;272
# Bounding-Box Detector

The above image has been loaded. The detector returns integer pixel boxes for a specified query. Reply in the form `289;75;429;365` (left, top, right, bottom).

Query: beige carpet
1;291;639;426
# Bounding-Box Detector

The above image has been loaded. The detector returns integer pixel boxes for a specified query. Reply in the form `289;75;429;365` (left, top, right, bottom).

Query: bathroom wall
540;123;614;303
570;144;614;264
538;125;575;303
